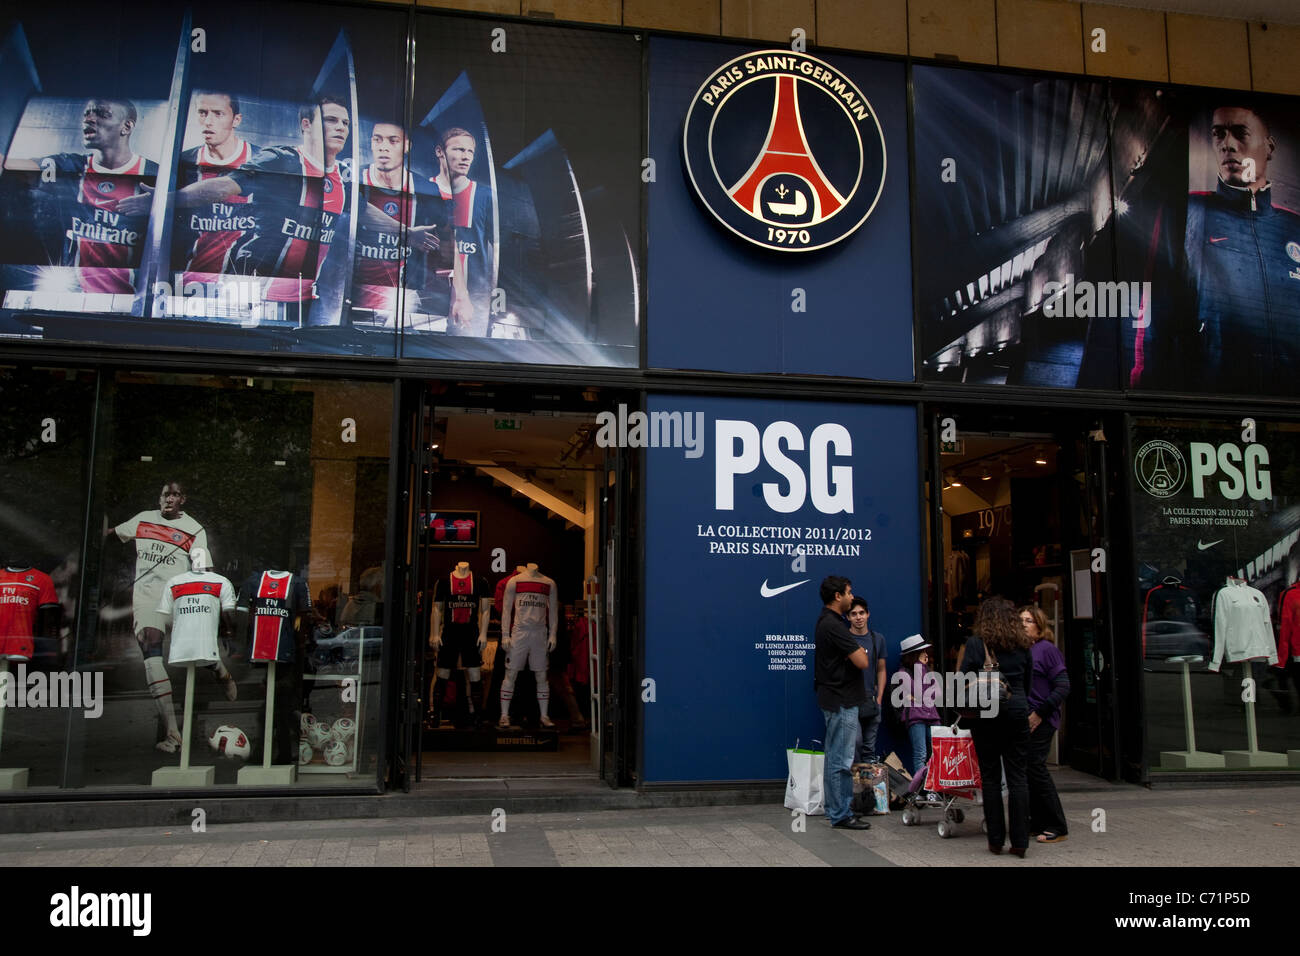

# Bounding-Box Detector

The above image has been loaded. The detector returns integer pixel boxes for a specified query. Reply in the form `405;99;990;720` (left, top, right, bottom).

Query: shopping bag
850;763;889;815
784;747;825;815
924;725;981;791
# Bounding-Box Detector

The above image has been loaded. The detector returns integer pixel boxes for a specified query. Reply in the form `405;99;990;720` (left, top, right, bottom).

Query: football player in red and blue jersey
351;121;446;323
175;91;258;287
433;127;492;336
3;98;157;296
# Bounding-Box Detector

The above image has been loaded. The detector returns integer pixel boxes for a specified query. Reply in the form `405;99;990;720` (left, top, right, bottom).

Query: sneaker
498;715;514;729
155;731;182;754
539;716;555;728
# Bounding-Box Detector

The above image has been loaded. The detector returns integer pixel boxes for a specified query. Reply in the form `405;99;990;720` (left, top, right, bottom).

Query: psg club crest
1134;440;1187;499
682;51;886;253
383;201;399;217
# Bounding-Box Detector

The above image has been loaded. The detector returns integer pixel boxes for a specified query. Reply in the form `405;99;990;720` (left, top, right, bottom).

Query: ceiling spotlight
1034;446;1047;465
951;475;963;487
981;466;991;481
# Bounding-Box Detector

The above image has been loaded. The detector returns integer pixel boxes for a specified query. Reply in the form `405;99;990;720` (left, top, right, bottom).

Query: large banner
642;395;922;782
913;65;1119;389
1113;88;1300;395
403;15;640;367
646;39;913;380
0;2;641;366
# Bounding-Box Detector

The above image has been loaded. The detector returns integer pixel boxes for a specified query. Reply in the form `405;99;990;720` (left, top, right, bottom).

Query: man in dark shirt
814;575;872;830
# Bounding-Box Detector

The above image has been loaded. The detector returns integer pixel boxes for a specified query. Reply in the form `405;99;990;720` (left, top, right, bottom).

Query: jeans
821;704;860;824
971;712;1031;850
855;712;882;763
1026;719;1068;835
907;721;931;777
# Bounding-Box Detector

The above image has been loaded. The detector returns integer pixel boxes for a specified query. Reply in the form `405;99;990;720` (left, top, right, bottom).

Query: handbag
956;638;1010;718
784;743;825;815
975;642;1012;703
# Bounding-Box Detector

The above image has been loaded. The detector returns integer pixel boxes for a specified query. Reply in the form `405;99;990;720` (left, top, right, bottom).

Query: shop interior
936;428;1072;762
414;389;607;780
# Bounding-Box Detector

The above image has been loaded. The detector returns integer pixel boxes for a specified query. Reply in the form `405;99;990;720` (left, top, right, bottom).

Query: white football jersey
501;569;558;641
115;510;209;610
158;570;235;664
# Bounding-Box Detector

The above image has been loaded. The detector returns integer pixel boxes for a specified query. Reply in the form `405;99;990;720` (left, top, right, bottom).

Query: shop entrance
394;381;635;787
925;407;1131;781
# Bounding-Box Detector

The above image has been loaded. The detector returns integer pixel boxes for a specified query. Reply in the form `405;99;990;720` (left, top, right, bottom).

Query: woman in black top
962;597;1033;857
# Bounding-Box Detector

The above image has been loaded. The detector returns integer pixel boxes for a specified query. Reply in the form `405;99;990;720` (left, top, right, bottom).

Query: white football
208;725;251;760
330;717;356;742
307;722;331;749
298;738;313;765
300;713;317;733
322;739;348;766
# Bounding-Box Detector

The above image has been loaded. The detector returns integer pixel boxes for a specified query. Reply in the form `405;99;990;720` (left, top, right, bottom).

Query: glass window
0;367;95;791
71;372;392;790
1132;417;1300;772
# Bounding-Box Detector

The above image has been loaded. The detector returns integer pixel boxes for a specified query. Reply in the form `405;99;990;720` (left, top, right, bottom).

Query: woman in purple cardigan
1019;605;1070;844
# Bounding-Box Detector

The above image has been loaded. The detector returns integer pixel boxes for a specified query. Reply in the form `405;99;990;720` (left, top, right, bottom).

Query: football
330;717;356;742
298;738;313;765
307;721;331;749
322;738;348;766
300;713;317;733
208;725;251;760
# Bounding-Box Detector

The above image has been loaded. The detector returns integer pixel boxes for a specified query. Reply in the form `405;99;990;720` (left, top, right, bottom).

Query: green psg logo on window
1134;439;1187;498
681;51;886;253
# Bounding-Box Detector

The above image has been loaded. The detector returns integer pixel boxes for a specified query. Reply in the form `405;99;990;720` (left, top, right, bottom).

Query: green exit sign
941;439;965;454
494;419;522;431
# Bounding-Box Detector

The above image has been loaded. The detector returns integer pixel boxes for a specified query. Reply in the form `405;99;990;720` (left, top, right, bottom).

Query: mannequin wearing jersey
499;564;559;729
0;565;61;661
428;562;491;728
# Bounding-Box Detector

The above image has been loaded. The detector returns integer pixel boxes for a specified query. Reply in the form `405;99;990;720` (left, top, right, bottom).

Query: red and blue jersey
46;152;157;294
177;139;257;284
437;175;493;298
228;145;345;302
237;570;312;664
353;166;415;310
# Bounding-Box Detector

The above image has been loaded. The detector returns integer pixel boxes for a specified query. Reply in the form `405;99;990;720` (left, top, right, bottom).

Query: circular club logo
1287;241;1300;264
683;51;886;253
383;200;399;217
1134;439;1187;498
97;181;116;194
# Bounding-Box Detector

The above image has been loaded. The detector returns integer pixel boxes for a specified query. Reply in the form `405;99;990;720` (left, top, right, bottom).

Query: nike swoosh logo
1209;237;1228;243
760;579;809;598
1197;539;1223;551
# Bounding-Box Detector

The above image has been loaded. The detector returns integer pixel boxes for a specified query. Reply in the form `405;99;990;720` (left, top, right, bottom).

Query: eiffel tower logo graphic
727;75;845;227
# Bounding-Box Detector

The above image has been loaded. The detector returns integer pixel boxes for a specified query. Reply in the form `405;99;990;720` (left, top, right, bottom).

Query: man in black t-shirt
814;575;871;830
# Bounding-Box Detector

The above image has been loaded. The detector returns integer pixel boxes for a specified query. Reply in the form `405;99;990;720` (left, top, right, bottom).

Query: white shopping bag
784;746;825;815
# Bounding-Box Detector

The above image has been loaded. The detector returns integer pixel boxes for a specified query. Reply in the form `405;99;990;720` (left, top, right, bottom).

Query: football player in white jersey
109;480;236;752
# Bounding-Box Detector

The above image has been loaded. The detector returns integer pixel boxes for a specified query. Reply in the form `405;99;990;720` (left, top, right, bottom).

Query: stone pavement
0;780;1297;866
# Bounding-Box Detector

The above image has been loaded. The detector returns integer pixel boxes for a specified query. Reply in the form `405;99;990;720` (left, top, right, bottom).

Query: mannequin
236;567;312;777
0;565;61;790
152;549;236;785
1212;577;1286;767
428;561;491;728
499;563;559;729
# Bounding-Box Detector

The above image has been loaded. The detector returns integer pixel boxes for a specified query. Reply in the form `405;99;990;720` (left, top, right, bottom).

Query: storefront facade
0;0;1297;805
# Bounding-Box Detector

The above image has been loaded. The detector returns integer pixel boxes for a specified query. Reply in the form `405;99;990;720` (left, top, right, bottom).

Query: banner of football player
403;14;640;367
1112;87;1300;396
645;38;913;380
0;3;641;366
913;65;1121;389
1129;417;1300;761
641;394;922;783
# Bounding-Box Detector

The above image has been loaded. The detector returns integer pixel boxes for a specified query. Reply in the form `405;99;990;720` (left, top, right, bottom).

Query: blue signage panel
647;38;914;379
642;394;923;783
